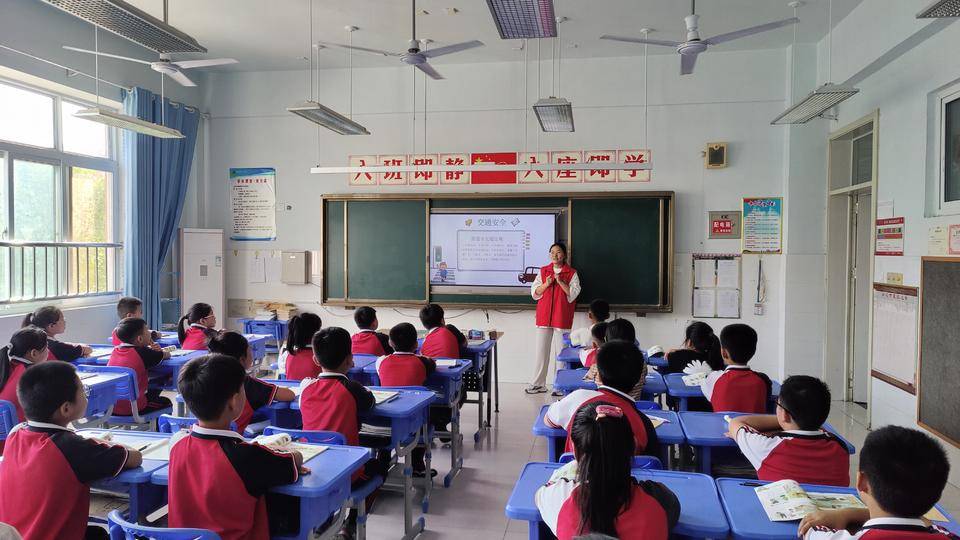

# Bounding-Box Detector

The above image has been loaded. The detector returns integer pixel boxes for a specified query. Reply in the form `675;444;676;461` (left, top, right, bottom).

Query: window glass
852;134;872;185
12;160;57;241
62;101;109;157
0;82;54;147
0;153;6;301
945;96;960;203
70;167;111;293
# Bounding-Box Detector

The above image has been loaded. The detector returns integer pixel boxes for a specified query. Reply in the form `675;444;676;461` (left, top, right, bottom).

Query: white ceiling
116;0;863;72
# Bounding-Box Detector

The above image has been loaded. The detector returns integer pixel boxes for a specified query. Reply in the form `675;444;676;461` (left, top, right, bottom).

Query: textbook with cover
755;480;949;522
253;433;327;462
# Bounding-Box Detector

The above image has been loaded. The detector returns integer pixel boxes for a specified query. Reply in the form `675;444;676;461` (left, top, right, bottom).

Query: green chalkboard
345;200;427;302
323;200;345;299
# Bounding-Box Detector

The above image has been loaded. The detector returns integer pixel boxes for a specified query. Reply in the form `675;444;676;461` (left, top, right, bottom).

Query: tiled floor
92;386;960;539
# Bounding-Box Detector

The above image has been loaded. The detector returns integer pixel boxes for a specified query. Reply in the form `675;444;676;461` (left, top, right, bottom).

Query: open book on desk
253;433;327;462
755;480;948;522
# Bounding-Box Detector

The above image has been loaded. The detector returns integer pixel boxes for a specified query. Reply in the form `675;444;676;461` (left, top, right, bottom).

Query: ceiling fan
601;0;798;75
317;0;483;80
61;46;236;87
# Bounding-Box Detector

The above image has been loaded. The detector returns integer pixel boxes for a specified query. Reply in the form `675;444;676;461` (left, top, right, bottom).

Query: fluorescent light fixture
287;101;370;136
770;83;859;125
533;97;574;132
74;107;184;138
917;0;960;18
486;0;557;39
41;0;206;53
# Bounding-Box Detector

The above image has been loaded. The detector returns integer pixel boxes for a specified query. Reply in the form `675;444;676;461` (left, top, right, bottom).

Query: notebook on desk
169;349;194;357
371;390;399;404
434;359;459;368
253;433;328;461
78;372;99;380
467;339;487;346
78;432;172;461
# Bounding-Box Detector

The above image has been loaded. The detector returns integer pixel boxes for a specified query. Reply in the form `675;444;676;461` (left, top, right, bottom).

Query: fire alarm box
706;142;728;169
281;251;310;284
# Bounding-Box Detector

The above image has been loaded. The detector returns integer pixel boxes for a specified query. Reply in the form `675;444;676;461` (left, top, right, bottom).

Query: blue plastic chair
635;400;660;411
262;426;383;540
0;400;19;441
80;365;172;429
558;452;663;470
158;414;199;434
107;509;220;539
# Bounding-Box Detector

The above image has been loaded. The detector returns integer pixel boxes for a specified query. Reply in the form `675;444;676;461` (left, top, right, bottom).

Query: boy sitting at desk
419;303;467;359
545;340;659;458
799;426;954;539
701;323;772;414
0;362;142;540
351;306;393;356
111;297;160;345
108;317;171;417
726;375;850;486
169;354;304;540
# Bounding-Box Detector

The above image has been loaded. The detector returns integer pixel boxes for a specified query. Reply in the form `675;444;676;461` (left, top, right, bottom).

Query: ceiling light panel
75;107;185;138
287;101;370;136
41;0;206;53
486;0;557;39
771;84;859;125
533;97;574;132
916;0;960;18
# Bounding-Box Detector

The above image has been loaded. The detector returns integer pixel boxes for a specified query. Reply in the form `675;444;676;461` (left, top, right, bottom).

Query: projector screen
429;212;558;290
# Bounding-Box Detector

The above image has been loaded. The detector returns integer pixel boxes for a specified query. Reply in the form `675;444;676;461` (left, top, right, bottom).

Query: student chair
635;400;660;410
558;452;664;470
107;510;220;539
158;415;240;435
263;427;384;540
87;365;172;430
0;400;18;441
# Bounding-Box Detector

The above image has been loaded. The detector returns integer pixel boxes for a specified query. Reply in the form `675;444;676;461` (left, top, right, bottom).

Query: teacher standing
525;242;581;395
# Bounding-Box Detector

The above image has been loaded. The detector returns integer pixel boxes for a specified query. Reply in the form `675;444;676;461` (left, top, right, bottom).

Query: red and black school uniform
351;330;393;357
45;338;84;361
235;377;279;434
281;346;321;381
181;323;218;350
111;328;160;346
107;343;170;416
376;352;436;387
536;476;680;540
701;365;772;414
420;326;460;359
579;348;598;369
168;426;299;540
805;518;960;540
734;428;850;486
0;421;128;540
545;386;660;457
0;356;33;423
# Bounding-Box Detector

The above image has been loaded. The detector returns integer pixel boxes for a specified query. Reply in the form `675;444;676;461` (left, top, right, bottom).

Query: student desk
347;354;378;386
715;478;960;539
245;333;271;368
532;405;683;464
151;441;370;540
552;368;666;399
151;350;208;391
154;332;180;348
464;334;502;441
556;346;583;370
678;412;856;475
664;373;782;412
238;318;289;354
76;371;126;428
505;462;729;540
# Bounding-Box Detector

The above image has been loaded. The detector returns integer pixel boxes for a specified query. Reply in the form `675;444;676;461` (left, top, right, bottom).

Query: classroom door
849;192;872;404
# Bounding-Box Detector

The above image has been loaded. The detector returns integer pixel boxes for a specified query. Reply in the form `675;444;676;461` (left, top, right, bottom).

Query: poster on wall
229;167;277;241
741;197;782;254
876;217;905;256
949;225;960;255
708;211;742;240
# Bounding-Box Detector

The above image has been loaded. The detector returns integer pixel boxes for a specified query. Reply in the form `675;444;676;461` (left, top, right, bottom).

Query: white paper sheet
693;289;716;318
694;259;716;288
716;259;740;289
248;256;266;283
716;289;741;318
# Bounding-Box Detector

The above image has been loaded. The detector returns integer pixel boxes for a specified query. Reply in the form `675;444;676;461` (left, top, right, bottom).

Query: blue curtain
121;87;200;328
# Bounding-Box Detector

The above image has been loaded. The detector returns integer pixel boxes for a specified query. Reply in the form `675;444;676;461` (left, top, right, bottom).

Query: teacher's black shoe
524;384;548;394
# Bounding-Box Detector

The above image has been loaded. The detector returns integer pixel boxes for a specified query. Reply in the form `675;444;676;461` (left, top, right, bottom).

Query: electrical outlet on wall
754;303;764;316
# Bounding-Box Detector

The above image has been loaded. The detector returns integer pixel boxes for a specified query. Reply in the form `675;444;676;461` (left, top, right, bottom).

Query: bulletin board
691;253;742;318
918;257;960;448
870;283;918;394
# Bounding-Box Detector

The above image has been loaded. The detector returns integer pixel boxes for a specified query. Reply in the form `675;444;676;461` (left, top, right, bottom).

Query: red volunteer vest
352;331;386;356
420;327;459;359
378;353;428;387
711;369;769;413
757;433;850;487
535;264;577;329
0;360;30;423
556;484;669;540
284;349;320;381
564;389;651;455
107;345;150;415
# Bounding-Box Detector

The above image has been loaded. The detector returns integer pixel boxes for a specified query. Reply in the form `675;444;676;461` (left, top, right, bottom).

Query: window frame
937;83;960;215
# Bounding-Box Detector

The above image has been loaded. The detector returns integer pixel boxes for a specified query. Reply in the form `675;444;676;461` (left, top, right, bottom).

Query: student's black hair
354;306;377;329
720;323;758;365
549;242;568;259
588;299;610;322
21;306;63;331
605;318;636;344
207;331;250;363
286;312;322;354
0;327;48;390
311;327;353;370
17;361;81;422
778;375;831;431
177;302;214;344
418;303;445;329
115;317;149;345
177;354;247;421
596;340;642;393
569;401;636;537
590;321;608;344
859;426;949;518
116;296;143;318
685;321;723;369
389;322;419;353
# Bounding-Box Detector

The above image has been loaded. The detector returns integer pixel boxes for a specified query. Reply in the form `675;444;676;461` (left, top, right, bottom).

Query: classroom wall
200;46;827;384
0;300;119;347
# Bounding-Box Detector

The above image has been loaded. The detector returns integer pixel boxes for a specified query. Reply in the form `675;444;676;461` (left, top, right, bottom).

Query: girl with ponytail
0;327;50;423
536;402;680;540
21;306;92;361
664;321;724;374
278;312;322;380
177;303;219;350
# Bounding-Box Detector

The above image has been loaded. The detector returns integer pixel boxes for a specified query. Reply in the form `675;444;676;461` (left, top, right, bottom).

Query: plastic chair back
77;365;138;403
0;400;19;441
558;452;664;470
158;415;199;434
262;426;346;445
635;400;660;411
108;510;220;539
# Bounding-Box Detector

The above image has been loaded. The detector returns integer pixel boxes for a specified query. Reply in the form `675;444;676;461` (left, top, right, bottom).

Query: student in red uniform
536;401;680;540
798;426;955;540
279;312;323;381
701;323;771;413
177;302;219;350
545;340;659;457
578;322;607;369
108;318;172;417
568;299;610;348
207;331;295;434
0;361;142;540
584;319;647;400
169;354;303;540
0;327;49;424
22;306;92;361
663;321;723;375
111;297;161;345
419;303;464;359
351;306;393;356
727;375;850;486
